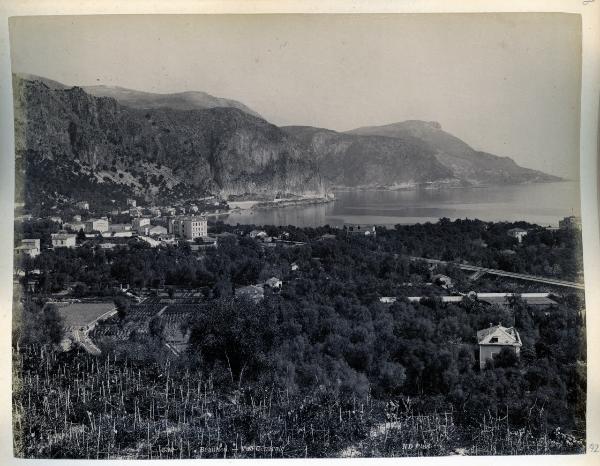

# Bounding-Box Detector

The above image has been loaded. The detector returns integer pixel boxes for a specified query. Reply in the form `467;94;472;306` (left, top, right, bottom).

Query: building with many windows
132;217;151;232
84;218;109;233
168;216;208;240
51;233;77;249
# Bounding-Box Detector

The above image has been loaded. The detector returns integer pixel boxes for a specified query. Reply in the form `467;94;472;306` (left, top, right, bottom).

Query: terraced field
90;302;200;349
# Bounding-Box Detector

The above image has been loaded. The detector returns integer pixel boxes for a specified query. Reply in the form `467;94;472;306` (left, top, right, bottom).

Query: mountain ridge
13;74;561;210
13;75;323;209
13;73;262;117
346;120;561;185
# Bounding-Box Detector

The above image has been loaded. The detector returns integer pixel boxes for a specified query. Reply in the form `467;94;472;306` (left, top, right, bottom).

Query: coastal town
14;194;584;362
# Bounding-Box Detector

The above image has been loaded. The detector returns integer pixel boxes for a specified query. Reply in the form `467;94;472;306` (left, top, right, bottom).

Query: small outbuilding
265;277;283;290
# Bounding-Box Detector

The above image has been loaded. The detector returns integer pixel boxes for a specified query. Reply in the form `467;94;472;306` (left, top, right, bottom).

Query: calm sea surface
219;181;581;228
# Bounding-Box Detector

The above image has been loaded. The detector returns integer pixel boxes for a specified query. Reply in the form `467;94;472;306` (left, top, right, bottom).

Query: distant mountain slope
15;73;70;90
283;126;453;187
13;73;261;117
82;86;262;118
347;120;561;185
13;75;323;208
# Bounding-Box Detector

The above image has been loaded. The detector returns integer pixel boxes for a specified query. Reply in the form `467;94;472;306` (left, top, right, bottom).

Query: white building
132;217;151;232
507;228;528;243
265;277;283;290
16;239;41;258
138;236;161;248
379;297;397;304
51;233;77;248
84;218;109;233
113;231;134;238
169;216;208;240
477;324;522;369
64;222;85;233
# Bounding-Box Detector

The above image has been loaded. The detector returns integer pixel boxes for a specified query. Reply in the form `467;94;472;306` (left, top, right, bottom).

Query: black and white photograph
3;5;599;462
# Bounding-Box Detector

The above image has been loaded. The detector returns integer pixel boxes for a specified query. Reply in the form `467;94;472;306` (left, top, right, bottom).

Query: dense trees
12;298;64;347
13;218;586;450
179;280;585;439
14;218;583;299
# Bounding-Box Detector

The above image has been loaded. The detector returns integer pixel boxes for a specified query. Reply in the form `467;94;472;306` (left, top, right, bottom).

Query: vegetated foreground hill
13;75;324;208
347;120;561;186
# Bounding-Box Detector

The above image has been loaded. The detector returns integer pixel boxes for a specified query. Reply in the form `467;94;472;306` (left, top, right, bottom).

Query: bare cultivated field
54;302;116;328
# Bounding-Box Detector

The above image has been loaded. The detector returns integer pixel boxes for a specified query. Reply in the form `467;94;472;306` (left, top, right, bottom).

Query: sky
9;13;581;179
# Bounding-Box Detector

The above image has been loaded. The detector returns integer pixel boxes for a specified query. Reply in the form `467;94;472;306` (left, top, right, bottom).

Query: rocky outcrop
13;76;324;207
347;120;561;185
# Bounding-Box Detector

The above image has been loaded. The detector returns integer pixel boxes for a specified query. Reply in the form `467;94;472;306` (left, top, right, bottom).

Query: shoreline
331;179;572;193
228;195;334;212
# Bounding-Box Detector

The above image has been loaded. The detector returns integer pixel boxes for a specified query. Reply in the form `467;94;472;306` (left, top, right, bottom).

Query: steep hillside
284;126;455;188
14;73;261;117
13;76;323;208
347;120;561;185
82;86;262;118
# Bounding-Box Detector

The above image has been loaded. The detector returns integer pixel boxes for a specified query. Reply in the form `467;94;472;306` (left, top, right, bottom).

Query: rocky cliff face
82;86;263;118
347;120;561;185
13;76;324;207
284;126;454;187
15;73;262;117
